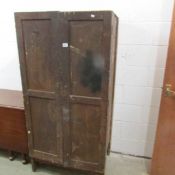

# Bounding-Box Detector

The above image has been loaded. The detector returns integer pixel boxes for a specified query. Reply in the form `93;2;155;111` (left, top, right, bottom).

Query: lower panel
30;97;57;154
28;97;62;164
70;103;102;171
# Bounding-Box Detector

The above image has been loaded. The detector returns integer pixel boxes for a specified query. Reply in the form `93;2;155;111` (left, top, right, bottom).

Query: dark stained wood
69;20;104;97
70;95;101;105
106;12;118;155
15;12;63;166
56;12;71;167
0;89;28;162
22;19;55;92
60;12;117;173
31;158;37;172
27;90;56;99
30;98;57;154
15;11;118;174
151;3;175;175
70;104;102;165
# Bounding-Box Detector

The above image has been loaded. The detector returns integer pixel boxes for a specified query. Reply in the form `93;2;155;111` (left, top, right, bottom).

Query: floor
0;150;150;175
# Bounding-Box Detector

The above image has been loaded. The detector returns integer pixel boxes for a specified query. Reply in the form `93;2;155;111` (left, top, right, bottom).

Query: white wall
0;0;174;157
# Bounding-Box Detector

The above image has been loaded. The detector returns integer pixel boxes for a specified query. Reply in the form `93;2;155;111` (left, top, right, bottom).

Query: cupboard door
58;12;112;173
15;12;63;164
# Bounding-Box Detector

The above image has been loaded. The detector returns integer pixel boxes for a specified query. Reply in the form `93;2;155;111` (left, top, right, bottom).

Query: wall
0;0;174;157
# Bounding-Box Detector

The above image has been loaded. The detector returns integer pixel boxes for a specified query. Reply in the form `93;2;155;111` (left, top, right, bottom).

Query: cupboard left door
15;12;63;165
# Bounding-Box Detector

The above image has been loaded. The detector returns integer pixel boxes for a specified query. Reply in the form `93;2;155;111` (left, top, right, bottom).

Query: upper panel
22;19;55;92
70;20;105;97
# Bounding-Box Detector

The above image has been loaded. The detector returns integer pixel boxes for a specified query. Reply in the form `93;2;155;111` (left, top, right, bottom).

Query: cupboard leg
89;173;104;175
8;151;16;161
107;142;111;155
22;154;28;164
31;159;37;172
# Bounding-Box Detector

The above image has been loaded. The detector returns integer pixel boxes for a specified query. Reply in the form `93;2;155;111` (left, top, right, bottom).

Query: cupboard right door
58;12;113;173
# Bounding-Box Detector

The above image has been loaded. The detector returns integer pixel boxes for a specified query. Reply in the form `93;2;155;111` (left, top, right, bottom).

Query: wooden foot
8;151;16;161
89;173;104;175
22;154;28;164
31;159;37;172
107;142;111;155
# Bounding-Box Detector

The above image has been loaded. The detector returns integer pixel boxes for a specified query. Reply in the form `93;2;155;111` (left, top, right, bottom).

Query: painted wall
0;0;174;157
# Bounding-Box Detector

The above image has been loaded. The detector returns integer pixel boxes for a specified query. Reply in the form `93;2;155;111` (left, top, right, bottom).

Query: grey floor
0;150;150;175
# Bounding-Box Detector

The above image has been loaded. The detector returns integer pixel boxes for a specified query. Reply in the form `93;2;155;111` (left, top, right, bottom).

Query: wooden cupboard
15;11;118;175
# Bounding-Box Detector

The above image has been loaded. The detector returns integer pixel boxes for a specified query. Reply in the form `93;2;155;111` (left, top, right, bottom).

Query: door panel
30;97;57;154
22;19;54;91
15;12;63;164
70;21;104;97
70;103;101;163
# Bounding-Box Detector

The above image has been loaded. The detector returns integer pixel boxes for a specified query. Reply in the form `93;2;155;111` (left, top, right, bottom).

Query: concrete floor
0;150;150;175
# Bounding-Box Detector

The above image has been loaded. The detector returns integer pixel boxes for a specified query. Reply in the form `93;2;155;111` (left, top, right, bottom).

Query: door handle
165;84;175;97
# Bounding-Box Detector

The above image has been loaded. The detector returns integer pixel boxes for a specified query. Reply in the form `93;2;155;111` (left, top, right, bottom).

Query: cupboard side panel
106;14;118;153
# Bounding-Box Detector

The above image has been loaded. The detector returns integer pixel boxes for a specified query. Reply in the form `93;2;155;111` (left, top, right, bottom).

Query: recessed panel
29;97;57;154
70;103;101;163
22;20;55;91
70;21;105;97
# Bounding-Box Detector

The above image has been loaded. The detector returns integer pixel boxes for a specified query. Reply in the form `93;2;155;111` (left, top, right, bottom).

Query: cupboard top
14;11;118;19
0;89;24;109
